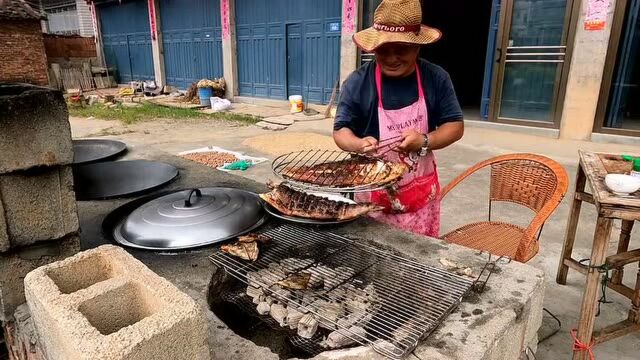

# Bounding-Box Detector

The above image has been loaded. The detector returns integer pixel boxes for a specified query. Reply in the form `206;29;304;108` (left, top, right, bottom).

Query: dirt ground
69;103;640;359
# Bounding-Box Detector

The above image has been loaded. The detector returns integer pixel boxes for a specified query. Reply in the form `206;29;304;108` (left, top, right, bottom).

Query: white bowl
604;174;640;195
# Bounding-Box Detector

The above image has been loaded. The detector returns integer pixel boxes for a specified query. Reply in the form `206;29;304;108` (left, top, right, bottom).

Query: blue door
286;23;303;97
159;0;223;89
236;0;341;104
98;0;154;83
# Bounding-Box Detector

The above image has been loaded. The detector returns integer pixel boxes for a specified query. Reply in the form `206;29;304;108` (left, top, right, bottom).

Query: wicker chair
440;154;569;263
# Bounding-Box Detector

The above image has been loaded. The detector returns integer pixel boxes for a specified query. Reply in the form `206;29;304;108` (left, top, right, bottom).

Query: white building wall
75;0;94;37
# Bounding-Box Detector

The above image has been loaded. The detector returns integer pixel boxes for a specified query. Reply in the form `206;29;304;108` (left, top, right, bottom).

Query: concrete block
0;84;73;173
24;245;209;360
0;234;80;321
0;166;79;250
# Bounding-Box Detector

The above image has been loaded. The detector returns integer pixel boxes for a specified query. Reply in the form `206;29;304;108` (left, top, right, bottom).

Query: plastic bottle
632;158;640;178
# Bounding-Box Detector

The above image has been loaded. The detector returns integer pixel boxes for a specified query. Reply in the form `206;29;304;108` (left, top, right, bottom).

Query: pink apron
356;64;440;237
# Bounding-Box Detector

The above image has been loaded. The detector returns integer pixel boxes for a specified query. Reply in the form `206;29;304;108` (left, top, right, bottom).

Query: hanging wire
578;258;613;317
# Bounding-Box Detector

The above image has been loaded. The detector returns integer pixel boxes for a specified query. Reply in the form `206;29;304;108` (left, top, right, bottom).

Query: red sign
148;0;157;40
584;0;609;31
342;0;356;33
221;0;230;40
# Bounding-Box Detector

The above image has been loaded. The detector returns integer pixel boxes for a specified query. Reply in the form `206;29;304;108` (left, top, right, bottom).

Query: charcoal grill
271;149;403;193
209;224;474;359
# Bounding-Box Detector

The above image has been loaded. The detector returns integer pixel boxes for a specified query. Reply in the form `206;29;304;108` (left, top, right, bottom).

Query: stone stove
77;151;545;360
0;87;545;358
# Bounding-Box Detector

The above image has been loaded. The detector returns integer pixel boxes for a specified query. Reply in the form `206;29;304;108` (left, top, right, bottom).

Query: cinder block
24;245;210;360
0;166;79;250
0;234;80;321
0;84;73;174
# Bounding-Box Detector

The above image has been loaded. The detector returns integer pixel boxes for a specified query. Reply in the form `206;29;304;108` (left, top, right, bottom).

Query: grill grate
271;149;404;193
209;225;474;359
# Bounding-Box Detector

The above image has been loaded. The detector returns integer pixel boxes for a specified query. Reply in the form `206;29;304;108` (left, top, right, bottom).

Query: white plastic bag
210;97;232;112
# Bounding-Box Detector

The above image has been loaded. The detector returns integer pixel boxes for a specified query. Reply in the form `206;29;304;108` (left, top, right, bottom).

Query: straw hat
353;0;441;52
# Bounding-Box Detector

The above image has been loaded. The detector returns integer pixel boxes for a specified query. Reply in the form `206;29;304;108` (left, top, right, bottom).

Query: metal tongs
375;135;403;157
374;135;418;170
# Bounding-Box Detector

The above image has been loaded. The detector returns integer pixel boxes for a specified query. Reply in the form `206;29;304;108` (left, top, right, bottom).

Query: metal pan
103;188;267;251
73;160;178;200
72;139;127;165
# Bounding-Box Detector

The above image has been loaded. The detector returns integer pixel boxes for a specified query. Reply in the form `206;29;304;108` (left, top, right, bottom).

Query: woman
333;0;464;237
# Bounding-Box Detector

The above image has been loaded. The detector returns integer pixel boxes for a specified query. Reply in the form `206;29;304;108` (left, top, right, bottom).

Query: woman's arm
333;128;378;154
425;121;464;150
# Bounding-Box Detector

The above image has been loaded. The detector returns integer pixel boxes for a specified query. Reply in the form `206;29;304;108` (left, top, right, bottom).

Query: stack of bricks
0;83;80;324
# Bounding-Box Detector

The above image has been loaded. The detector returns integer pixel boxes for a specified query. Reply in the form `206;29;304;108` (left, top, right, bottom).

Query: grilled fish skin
260;184;384;221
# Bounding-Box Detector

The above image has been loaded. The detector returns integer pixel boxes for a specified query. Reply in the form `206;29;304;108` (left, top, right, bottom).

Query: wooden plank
592;320;640;345
563;257;635;299
580;151;640;208
601;208;640;221
607;282;636;300
606;249;640;269
575;192;594;204
557;165;587;284
573;216;613;360
324;80;339;118
611;220;633;286
631;267;640;323
564;258;588;274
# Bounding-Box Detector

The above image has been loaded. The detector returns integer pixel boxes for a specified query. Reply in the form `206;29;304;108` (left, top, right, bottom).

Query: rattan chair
440;154;569;263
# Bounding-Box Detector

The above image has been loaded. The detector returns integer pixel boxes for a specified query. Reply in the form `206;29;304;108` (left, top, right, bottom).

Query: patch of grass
68;102;261;125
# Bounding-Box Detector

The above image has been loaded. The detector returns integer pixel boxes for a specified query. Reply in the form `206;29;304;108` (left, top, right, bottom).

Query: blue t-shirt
334;58;463;139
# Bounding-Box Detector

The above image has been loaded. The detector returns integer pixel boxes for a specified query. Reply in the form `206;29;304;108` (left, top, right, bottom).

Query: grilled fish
220;241;259;261
282;157;408;187
260;184;384;221
276;272;311;290
220;233;271;262
238;233;272;244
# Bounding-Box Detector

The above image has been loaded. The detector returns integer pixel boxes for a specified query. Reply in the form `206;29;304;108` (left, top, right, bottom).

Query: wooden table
556;151;640;360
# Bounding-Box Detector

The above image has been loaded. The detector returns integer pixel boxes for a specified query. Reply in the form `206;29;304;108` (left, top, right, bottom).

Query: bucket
289;95;303;113
198;87;213;106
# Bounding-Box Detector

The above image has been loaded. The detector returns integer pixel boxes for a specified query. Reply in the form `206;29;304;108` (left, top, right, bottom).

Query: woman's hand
398;130;425;153
333;128;378;154
359;136;378;154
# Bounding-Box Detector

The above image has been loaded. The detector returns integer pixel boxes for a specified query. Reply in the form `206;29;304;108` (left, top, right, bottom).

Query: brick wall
0;20;48;86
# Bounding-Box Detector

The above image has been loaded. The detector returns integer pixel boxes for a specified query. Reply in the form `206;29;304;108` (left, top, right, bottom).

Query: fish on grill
220;241;259;261
238;233;272;244
260;184;384;221
276;272;312;290
220;233;271;262
281;157;408;187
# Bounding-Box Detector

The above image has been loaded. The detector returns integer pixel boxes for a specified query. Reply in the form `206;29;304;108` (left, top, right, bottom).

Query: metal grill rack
271;149;403;193
209;224;474;359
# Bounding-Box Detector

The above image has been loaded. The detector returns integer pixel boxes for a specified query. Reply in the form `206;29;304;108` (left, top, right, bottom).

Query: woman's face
374;43;420;77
